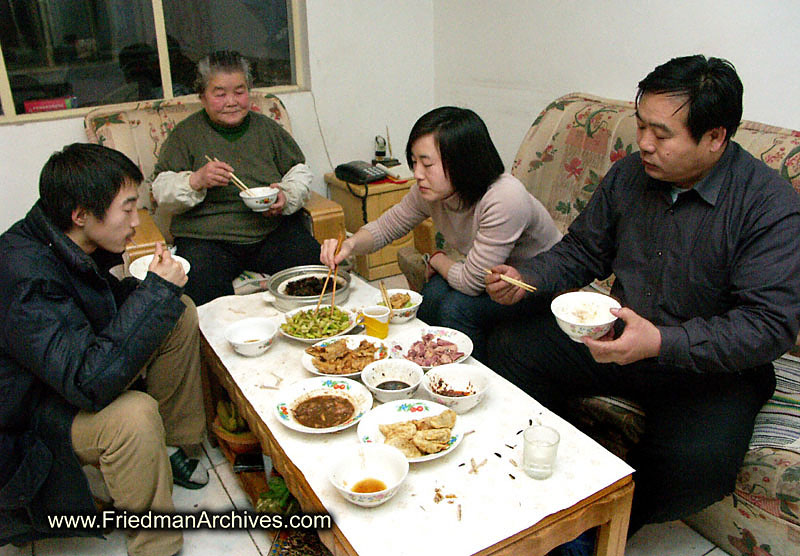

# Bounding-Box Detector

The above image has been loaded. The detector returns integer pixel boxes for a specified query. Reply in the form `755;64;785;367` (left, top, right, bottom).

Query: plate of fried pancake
356;399;463;463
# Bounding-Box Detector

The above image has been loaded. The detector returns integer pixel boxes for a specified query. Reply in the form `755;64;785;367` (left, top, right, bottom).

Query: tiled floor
1;273;734;556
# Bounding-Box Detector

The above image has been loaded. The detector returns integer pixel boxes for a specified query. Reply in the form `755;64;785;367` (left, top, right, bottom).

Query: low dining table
197;275;634;556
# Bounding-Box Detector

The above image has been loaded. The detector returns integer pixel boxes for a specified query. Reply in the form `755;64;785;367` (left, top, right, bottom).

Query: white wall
2;0;798;230
434;0;800;168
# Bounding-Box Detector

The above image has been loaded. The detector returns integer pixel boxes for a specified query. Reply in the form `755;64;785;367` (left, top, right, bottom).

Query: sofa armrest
300;192;346;244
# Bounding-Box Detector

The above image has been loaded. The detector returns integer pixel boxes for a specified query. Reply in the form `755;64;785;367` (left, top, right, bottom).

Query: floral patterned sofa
84;92;345;251
402;92;800;555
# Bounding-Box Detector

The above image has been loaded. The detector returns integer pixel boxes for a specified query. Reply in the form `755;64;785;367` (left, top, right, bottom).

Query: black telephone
335;160;387;184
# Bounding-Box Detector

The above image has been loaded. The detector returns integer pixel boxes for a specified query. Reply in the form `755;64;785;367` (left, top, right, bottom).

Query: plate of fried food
279;305;358;343
302;335;389;378
274;377;373;434
357;399;463;462
389;326;473;370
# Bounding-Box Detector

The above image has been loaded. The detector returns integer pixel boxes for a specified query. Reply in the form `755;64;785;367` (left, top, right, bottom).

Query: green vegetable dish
281;307;352;339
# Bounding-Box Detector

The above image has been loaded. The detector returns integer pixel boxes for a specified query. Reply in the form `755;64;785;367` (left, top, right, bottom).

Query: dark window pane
162;0;293;90
1;0;159;114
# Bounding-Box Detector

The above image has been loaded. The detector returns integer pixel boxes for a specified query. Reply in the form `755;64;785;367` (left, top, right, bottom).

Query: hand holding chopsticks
315;231;345;315
204;155;253;196
483;268;537;293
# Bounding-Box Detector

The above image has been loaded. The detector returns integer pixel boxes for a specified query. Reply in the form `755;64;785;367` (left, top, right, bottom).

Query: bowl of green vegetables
279;305;358;343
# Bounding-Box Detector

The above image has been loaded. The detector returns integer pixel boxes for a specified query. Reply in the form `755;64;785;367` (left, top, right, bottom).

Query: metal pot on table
264;265;351;312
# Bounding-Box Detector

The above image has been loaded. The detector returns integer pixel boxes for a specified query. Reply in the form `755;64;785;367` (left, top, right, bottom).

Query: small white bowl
329;444;408;507
240;186;279;212
376;288;423;323
550;291;621;342
361;359;423;403
224;317;278;357
422;363;490;414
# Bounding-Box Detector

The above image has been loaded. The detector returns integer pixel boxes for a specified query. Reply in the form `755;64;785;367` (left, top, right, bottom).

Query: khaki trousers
71;296;205;556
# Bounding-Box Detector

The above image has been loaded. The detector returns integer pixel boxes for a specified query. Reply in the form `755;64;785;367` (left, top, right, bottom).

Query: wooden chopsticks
204;155;253;196
379;280;392;309
315;232;345;315
483;268;537;293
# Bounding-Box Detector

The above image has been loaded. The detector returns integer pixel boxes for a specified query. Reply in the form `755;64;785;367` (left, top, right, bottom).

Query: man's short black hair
39;143;143;231
405;106;504;207
636;55;743;143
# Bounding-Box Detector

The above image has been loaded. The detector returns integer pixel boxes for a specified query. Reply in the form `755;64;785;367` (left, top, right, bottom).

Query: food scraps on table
305;339;386;375
378;409;457;458
291;394;355;429
281;306;351;339
404;334;464;367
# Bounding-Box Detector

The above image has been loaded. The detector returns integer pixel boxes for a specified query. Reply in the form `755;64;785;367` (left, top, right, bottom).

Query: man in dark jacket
0;143;208;556
486;55;800;540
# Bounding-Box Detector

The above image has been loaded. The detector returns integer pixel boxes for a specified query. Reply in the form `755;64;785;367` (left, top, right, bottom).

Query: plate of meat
302;335;389;378
389;327;473;370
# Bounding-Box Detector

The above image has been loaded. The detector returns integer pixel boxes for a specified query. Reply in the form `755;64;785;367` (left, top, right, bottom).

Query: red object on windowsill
24;96;78;113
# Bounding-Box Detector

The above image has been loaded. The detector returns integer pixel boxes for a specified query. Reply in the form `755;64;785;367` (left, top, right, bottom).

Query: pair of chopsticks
483;268;537;293
379;280;392;309
315;232;346;315
204;155;253;196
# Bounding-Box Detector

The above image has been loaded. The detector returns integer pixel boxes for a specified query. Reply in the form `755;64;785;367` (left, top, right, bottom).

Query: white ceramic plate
302;335;389;378
128;254;191;281
274;377;373;434
278;306;358;343
389;326;473;370
357;398;463;463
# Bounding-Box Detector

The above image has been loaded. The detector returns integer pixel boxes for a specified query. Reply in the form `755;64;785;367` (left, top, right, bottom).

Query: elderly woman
152;50;319;305
321;107;562;361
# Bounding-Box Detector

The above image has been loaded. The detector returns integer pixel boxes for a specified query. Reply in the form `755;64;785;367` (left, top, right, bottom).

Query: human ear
71;207;88;228
706;127;728;153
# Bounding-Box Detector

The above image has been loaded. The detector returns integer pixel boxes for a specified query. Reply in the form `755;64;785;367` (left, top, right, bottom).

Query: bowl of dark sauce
361;359;423;403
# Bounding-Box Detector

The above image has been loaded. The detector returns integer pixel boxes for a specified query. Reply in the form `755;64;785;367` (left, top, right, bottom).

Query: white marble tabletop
197;276;633;556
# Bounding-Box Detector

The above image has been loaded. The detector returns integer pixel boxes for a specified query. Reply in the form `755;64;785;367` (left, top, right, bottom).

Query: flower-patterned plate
357;398;464;462
389;327;473;370
274;377;373;434
301;335;389;378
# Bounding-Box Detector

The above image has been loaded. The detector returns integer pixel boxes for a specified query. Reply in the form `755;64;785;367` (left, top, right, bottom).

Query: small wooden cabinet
325;173;415;280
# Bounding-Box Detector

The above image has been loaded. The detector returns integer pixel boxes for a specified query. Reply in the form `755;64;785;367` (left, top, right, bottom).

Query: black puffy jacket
0;203;186;546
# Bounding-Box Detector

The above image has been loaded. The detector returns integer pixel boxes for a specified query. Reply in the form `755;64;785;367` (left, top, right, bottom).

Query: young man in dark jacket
0;143;208;556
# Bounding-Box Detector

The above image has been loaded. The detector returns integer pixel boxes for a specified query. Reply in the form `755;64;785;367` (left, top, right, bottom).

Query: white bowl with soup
550;291;621;342
224;317;278;357
329;443;409;507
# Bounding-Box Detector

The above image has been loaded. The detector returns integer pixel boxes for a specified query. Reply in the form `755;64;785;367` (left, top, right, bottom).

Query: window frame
0;0;308;124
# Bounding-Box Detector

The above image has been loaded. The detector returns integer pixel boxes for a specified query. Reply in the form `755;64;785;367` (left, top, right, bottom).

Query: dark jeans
416;275;545;363
486;308;775;534
174;213;320;306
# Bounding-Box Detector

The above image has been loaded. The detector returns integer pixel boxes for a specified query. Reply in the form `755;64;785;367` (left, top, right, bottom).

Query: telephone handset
334;160;387;184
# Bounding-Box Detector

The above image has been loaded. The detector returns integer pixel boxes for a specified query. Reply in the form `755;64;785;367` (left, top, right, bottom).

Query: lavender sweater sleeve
364;174;561;296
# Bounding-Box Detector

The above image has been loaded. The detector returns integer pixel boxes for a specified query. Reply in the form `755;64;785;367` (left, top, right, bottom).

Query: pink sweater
363;173;561;295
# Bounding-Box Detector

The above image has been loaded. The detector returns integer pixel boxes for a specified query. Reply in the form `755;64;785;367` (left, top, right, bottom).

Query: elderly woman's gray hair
194;50;253;94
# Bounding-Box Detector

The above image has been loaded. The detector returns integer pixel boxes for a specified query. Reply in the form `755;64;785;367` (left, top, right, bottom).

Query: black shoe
169;447;209;490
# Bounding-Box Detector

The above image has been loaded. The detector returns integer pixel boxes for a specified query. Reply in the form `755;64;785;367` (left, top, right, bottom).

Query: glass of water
523;425;560;479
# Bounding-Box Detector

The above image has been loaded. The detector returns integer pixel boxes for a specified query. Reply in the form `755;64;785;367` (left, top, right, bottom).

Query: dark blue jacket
0;202;185;546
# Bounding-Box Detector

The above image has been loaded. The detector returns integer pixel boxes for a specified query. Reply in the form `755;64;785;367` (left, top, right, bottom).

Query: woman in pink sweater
321;107;561;361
